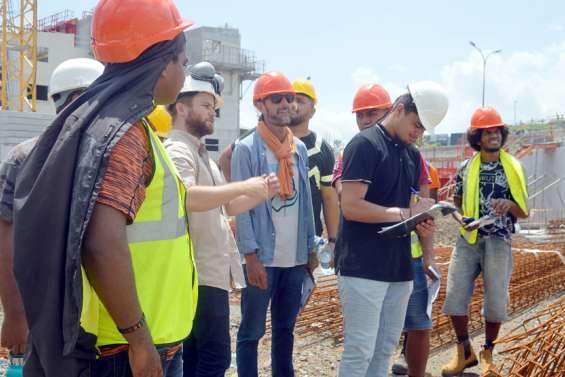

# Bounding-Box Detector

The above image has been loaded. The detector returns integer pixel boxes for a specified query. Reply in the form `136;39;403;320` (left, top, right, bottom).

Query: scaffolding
0;0;37;111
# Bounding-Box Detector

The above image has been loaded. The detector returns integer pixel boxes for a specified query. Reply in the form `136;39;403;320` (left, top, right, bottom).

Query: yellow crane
0;0;37;112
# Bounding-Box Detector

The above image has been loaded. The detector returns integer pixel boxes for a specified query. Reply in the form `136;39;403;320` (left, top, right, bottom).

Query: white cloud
437;42;565;134
341;42;565;136
240;42;565;145
309;103;357;146
351;66;381;87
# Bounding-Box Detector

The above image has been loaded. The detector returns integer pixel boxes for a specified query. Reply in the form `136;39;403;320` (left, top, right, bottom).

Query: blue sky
42;1;565;142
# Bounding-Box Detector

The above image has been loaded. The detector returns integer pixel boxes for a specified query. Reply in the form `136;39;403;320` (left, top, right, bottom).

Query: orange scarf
257;121;296;200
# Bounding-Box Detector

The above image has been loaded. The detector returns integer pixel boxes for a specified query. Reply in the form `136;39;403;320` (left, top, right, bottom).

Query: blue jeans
236;265;306;377
338;275;413;377
91;345;183;377
404;258;433;331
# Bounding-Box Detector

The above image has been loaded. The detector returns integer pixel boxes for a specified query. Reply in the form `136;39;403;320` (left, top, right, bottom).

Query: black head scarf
13;33;186;376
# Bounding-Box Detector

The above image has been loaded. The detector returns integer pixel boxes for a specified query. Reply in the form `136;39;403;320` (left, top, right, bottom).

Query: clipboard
299;269;316;311
377;202;458;238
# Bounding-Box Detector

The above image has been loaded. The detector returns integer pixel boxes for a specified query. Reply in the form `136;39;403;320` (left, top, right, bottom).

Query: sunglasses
267;93;295;104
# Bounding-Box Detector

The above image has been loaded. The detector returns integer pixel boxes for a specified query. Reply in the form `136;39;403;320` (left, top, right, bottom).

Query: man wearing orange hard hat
441;107;529;377
331;84;392;193
12;0;195;376
231;71;316;377
331;84;435;196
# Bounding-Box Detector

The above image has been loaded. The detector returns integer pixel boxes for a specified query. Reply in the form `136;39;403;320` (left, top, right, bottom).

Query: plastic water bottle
315;237;334;275
7;353;24;377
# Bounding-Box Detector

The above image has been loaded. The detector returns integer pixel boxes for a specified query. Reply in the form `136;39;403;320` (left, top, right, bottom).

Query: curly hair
466;126;509;151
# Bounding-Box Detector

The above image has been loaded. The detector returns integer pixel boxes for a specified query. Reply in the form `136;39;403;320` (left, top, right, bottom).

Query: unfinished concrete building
1;10;263;159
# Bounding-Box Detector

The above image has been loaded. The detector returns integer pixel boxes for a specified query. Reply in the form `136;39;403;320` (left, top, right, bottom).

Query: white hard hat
179;75;224;109
48;58;105;99
408;81;449;131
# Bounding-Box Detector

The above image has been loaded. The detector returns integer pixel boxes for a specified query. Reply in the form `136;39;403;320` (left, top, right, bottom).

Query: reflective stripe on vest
460;150;529;244
95;119;198;347
410;231;423;258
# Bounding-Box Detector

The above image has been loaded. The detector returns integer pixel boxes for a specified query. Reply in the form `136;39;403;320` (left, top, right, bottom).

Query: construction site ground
1;216;564;376
225;293;564;377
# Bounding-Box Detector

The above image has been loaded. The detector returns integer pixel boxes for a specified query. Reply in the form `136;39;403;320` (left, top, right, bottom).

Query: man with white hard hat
164;62;280;377
0;57;104;359
336;81;448;377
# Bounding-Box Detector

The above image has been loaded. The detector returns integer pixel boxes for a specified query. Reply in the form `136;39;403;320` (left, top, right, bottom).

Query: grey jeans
338;275;413;377
442;236;513;322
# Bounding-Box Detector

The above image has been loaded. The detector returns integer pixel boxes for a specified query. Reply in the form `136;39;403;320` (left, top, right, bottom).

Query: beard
265;107;291;127
289;112;307;127
186;117;213;138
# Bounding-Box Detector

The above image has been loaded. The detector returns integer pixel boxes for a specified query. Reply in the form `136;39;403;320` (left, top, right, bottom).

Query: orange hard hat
253;72;295;102
92;0;193;63
470;107;505;129
352;84;392;113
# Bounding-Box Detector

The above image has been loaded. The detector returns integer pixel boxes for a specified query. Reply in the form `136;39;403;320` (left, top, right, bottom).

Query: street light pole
469;41;501;107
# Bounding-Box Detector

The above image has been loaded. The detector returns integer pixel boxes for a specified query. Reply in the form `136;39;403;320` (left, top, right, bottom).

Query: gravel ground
224;293;564;377
1;214;562;376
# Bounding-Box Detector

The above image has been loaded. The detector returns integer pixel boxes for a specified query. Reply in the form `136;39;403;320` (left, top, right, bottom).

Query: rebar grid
289;244;564;352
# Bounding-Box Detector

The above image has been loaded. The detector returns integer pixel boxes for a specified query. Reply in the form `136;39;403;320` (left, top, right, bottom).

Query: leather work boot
479;347;495;376
441;343;478;376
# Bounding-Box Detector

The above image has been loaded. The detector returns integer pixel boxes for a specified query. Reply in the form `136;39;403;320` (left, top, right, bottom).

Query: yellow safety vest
460;150;528;244
81;119;198;347
410;231;423;259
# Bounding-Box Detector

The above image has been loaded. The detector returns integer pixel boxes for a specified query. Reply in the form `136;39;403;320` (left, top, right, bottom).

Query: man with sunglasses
336;81;448;377
0;58;104;359
231;71;316;377
164;62;280;377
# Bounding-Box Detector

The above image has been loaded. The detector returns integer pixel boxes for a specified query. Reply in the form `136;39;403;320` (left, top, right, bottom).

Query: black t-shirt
336;125;421;282
454;159;514;241
300;132;335;236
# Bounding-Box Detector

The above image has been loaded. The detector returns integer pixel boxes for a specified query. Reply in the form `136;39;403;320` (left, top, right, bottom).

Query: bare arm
187;175;279;216
0;219;28;354
225;194;266;217
507;201;528;219
186;182;247;212
341;181;407;223
320;186;340;239
83;204;162;377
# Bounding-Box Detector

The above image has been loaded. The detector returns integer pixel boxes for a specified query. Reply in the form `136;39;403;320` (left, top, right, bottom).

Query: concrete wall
185;27;245;159
520;144;565;218
0;111;54;160
4;23;253;161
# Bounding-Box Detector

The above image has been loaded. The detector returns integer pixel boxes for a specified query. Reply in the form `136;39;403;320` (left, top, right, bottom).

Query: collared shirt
164;129;245;291
231;129;316;266
336;124;421;282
